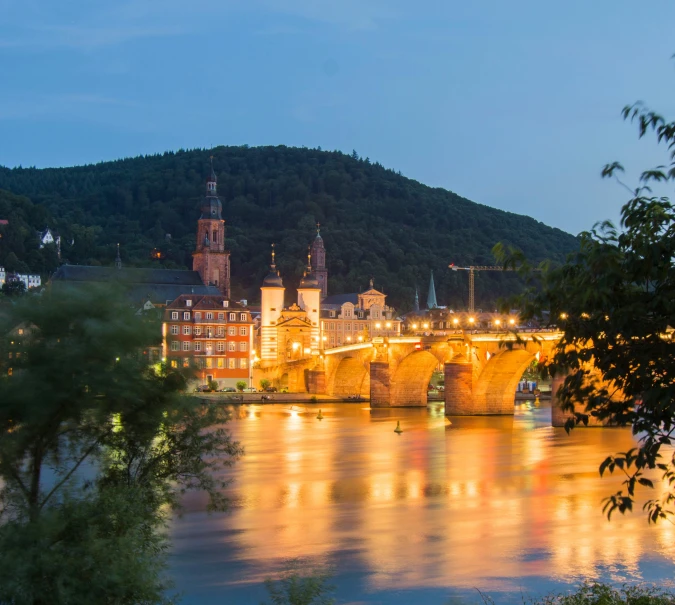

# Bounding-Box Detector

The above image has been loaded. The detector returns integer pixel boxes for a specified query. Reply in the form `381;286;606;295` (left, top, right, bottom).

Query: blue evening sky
1;0;674;234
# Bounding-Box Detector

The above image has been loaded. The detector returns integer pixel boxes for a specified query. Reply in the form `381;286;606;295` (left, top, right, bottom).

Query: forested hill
0;146;577;310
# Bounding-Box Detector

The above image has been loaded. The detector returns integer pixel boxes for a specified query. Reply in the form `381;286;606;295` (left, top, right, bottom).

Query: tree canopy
0;146;578;310
501;100;675;522
0;286;242;603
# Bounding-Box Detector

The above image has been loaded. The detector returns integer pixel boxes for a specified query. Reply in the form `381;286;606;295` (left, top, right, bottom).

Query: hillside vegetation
0;146;577;309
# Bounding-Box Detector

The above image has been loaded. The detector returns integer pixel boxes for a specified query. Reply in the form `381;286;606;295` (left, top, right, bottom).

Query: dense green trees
0;147;577;309
500;100;675;522
0;286;241;603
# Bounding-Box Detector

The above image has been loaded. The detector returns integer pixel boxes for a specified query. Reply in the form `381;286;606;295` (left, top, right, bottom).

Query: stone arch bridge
254;331;563;416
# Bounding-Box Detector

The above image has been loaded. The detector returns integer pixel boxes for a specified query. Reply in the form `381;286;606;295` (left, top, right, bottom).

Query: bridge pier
307;369;326;395
444;362;474;415
370;361;391;407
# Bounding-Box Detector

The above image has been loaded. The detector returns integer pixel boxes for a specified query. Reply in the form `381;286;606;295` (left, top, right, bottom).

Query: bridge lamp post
494;319;501;328
509;318;516;326
452;318;459;326
357;336;363;342
375;322;382;330
412;323;418;330
346;336;351;342
423;323;429;329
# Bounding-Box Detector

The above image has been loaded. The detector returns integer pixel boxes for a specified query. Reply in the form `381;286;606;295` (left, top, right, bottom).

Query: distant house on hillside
0;269;41;290
37;228;61;258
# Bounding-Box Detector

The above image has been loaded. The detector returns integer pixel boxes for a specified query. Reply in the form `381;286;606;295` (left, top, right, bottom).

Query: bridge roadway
254;329;571;422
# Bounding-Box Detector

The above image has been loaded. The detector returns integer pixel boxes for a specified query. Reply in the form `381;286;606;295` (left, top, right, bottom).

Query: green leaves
499;91;675;523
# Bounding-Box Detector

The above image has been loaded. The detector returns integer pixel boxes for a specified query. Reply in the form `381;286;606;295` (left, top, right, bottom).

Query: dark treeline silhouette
0;146;577;309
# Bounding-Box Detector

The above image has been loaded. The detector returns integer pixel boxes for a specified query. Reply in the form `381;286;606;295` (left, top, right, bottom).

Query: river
170;402;675;604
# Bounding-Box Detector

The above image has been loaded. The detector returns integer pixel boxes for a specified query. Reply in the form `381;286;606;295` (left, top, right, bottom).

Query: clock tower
192;159;231;298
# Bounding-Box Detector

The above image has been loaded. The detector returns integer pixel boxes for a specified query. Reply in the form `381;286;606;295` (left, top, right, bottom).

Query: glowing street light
452;318;459;325
494;319;501;326
357;336;363;342
509;318;516;325
346;336;352;342
375;322;382;329
412;323;418;329
386;322;392;328
423;323;429;329
292;342;300;351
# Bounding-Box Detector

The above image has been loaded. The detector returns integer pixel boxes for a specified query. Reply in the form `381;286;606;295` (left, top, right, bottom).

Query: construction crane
448;264;515;313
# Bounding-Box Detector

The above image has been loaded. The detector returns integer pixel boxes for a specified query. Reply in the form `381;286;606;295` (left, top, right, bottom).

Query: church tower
192;158;231;298
310;223;328;298
260;245;285;362
297;248;322;354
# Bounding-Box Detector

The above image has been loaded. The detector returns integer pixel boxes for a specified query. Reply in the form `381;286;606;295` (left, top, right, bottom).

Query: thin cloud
0;94;139;121
0;23;186;50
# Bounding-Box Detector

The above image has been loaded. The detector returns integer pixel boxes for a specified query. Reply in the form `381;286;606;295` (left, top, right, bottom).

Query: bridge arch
329;356;370;397
472;348;535;414
390;350;440;406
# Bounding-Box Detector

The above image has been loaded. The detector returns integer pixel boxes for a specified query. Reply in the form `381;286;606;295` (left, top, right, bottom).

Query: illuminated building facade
163;294;254;387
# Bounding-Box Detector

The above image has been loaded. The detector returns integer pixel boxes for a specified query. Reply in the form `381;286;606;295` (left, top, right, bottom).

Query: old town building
163;294;253;387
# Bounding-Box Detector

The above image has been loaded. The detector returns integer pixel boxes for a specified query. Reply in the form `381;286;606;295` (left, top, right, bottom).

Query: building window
194;327;201;336
228;326;236;336
229;313;236;321
170;360;178;368
346;323;351;331
217;342;225;352
240;358;248;369
330;310;336;318
171;312;179;320
223;301;229;308
206;312;213;320
186;300;192;307
218;312;224;319
239;327;247;336
217;327;224;336
228;342;236;352
170;325;179;335
240;313;246;321
194;312;201;320
182;342;190;351
239;342;247;352
358;312;364;319
171;341;179;351
205;358;212;369
217;358;224;368
194;342;201;352
228;358;236;369
345;309;352;318
183;312;190;320
183;358;190;368
183;326;191;335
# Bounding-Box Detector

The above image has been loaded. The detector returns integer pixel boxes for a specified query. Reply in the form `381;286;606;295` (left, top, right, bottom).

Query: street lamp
494;319;501;327
468;317;475;324
412;323;418;329
509;318;516;326
423;323;429;329
452;318;459;326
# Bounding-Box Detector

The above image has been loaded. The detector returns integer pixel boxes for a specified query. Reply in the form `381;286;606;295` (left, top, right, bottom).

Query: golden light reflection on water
173;403;675;596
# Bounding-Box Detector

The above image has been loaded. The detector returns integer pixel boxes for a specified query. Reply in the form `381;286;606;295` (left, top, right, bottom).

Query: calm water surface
170;402;675;604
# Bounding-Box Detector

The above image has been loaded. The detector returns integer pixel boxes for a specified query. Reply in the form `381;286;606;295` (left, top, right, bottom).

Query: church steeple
206;155;217;195
193;157;230;297
310;223;328;298
414;286;420;312
427;270;438;309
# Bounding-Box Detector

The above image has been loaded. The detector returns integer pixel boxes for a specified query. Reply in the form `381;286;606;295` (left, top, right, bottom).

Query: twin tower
259;230;328;361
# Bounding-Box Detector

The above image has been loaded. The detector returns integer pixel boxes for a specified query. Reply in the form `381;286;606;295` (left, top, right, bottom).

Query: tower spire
270;243;277;271
115;243;122;270
307;246;312;273
427;270;438;309
206;155;217;194
414;285;420;312
316;222;321;236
